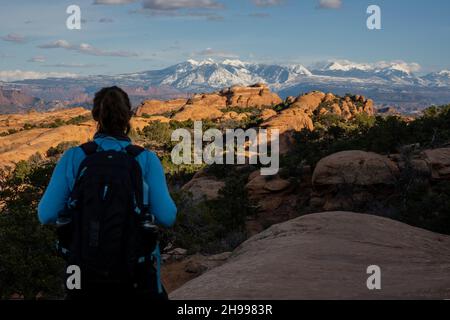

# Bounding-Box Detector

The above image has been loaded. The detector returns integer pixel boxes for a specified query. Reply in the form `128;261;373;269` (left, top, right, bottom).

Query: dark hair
92;86;132;136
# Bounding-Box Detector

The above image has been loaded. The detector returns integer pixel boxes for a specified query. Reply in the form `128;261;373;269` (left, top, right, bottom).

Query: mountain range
1;59;450;114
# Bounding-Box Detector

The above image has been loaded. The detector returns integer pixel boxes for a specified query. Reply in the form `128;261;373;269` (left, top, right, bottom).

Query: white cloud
142;0;223;10
0;70;77;82
318;0;342;9
252;0;283;7
28;56;46;63
195;48;238;58
1;33;26;43
38;40;138;57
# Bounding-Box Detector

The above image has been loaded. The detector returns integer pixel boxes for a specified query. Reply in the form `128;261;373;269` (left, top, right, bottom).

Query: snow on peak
222;59;247;68
323;60;372;72
387;63;413;74
315;60;421;75
198;58;216;66
186;59;199;66
287;64;313;76
438;70;450;76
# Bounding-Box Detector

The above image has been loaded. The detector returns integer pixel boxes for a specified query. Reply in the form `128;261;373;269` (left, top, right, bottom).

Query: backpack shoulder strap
80;141;98;156
125;144;145;158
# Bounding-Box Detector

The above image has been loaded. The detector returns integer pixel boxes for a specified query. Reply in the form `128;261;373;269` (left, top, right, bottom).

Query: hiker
37;86;177;300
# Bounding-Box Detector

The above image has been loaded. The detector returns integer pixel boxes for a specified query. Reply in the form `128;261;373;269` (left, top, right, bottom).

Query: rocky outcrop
0;107;91;133
260;107;313;155
0;123;96;167
288;91;375;119
292;91;326;113
135;99;187;117
223;83;282;108
262;107;314;133
170;212;450;300
258;93;375;154
138;84;282;122
172;93;227;121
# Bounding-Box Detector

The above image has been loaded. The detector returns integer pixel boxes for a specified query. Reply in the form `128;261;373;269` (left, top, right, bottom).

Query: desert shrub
273;101;290;112
220;106;261;114
0;160;65;299
28;152;44;165
23;123;36;130
286;105;450;171
65;114;91;125
160;154;203;187
396;180;450;235
142;121;172;146
47;118;65;128
0;128;20;136
282;106;450;234
46;141;79;158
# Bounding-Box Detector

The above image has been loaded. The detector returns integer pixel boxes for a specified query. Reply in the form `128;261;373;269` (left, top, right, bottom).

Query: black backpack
57;141;158;290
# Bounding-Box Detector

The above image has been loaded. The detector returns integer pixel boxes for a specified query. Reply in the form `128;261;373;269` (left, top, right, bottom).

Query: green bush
163;168;255;254
46;141;79;158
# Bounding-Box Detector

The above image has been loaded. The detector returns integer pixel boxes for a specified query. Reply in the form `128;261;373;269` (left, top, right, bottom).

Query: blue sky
0;0;449;80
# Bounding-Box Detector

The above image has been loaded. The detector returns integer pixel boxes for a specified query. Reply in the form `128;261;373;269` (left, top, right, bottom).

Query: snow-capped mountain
422;70;450;87
311;60;424;85
97;59;313;91
5;59;450;114
11;58;449;91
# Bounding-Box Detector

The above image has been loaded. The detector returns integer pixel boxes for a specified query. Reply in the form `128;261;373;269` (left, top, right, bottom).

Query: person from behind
38;86;177;300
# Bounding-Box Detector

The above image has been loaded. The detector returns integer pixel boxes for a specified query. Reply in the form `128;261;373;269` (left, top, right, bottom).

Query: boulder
261;108;313;133
181;176;226;202
323;93;336;103
293;91;326;113
313;151;400;186
245;173;298;234
172;93;226;121
170;212;450;299
172;105;223;122
423;148;450;180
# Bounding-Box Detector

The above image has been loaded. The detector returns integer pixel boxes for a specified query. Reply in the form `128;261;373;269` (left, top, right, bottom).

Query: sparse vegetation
282;104;450;235
162;166;255;254
0;160;64;299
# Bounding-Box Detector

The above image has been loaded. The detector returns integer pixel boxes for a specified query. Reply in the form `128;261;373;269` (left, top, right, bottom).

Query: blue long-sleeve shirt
38;133;177;227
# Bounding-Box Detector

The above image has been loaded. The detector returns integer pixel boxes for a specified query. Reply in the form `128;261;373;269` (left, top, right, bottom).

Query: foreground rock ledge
170;212;450;300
